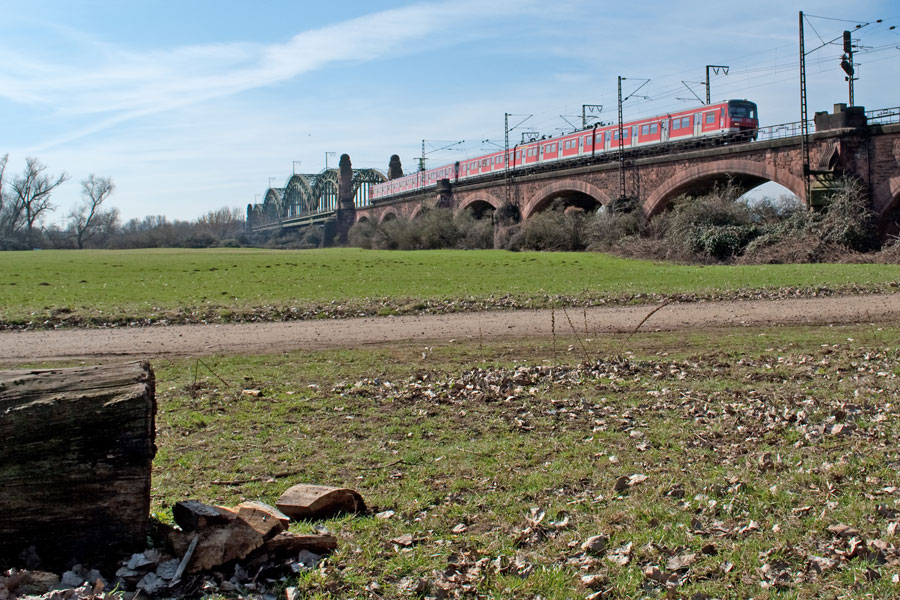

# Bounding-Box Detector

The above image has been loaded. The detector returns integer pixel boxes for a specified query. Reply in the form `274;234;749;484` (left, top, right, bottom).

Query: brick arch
873;176;900;236
409;204;427;221
457;192;504;215
643;159;807;218
523;179;612;219
378;209;399;224
355;215;371;223
873;176;900;218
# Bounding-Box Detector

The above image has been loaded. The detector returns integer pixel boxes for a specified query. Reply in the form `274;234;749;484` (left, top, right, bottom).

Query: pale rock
296;550;322;569
136;572;166;595
59;570;84;589
155;559;180;581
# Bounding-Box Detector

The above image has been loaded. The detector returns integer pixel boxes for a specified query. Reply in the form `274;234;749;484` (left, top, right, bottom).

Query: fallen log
0;361;156;570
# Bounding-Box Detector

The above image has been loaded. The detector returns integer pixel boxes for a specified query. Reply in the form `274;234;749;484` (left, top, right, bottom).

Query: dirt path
1;294;898;364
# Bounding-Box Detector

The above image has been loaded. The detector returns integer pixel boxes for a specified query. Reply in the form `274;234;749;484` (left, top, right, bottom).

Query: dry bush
348;220;376;249
739;178;879;263
662;183;760;261
505;205;585;251
361;207;493;250
817;177;879;252
493;223;520;250
454;209;494;249
583;205;643;251
416;207;463;249
372;217;419;250
297;225;324;249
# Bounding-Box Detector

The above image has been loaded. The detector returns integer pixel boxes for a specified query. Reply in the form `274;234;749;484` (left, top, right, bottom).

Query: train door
694;112;702;137
661;119;669;143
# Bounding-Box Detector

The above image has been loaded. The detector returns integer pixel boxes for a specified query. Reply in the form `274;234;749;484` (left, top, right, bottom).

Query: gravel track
1;294;898;364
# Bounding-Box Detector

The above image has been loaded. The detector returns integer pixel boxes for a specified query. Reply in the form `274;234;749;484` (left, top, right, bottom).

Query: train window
584;135;592;145
650;123;658;134
683;117;692;129
705;112;716;124
641;124;649;136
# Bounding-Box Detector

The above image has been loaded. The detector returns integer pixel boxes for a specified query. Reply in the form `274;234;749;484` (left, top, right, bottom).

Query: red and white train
370;99;758;201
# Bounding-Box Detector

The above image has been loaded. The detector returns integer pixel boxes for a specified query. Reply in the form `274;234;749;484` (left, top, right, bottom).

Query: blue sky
1;1;899;223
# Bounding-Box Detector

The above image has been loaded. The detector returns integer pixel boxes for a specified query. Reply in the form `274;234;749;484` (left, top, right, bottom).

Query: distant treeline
1;154;247;250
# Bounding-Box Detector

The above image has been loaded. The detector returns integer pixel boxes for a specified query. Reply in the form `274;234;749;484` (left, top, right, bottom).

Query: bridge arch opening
464;200;497;220
379;211;398;224
528;191;602;218
644;160;806;218
524;180;610;220
874;177;900;238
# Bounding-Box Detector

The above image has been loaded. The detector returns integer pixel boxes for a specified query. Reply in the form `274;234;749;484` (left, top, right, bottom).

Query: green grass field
6;247;899;597
144;324;900;599
1;248;899;327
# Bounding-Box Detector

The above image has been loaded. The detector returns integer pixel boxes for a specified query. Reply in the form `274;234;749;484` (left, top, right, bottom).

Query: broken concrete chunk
276;484;366;521
155;558;181;581
136;572;167;595
173;500;235;532
295;550;322;570
235;501;290;540
125;549;161;571
59;569;85;589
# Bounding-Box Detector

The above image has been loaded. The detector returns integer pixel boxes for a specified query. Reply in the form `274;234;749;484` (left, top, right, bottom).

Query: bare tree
9;158;69;247
0;154;12;243
69;174;117;248
196;207;244;241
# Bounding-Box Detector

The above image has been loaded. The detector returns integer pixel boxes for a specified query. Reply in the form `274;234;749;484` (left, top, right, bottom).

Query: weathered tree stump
0;361;156;570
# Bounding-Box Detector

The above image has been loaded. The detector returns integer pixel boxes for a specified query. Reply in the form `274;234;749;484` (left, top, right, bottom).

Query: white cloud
2;0;526;152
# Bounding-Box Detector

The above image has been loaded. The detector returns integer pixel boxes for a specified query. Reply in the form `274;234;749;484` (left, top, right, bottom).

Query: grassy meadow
1;247;899;327
144;324;900;599
6;247;900;597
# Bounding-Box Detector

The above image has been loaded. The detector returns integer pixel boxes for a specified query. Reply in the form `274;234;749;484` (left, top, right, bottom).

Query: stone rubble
1;485;362;600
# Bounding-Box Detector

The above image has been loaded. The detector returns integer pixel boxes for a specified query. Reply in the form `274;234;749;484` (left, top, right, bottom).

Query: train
370;99;759;201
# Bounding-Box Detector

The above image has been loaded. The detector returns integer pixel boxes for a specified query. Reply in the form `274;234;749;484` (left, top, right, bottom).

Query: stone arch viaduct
249;105;900;239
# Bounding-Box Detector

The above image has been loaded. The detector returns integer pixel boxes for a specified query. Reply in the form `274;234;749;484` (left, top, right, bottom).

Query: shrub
662;186;758;261
583;207;643;251
298;225;324;249
817;177;879;252
505;204;584;251
416;207;462;249
687;224;760;260
454;209;494;249
372;217;416;250
348;220;376;249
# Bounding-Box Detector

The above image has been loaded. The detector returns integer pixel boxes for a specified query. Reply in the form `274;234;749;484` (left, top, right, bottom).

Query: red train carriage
370;100;758;201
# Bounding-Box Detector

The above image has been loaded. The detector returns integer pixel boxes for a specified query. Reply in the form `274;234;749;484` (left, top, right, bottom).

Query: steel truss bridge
247;167;386;232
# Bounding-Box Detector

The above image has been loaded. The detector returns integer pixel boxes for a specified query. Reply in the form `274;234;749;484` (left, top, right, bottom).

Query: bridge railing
867;106;900;125
754;119;814;142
